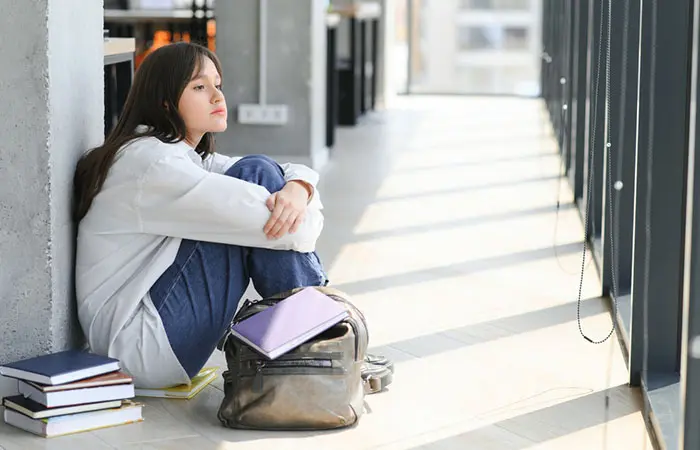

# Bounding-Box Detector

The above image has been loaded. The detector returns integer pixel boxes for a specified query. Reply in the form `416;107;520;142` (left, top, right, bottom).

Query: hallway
314;95;653;449
0;96;653;449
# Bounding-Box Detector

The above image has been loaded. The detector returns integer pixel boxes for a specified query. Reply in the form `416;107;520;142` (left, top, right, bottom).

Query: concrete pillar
422;0;458;93
0;0;104;379
216;0;329;170
377;0;395;108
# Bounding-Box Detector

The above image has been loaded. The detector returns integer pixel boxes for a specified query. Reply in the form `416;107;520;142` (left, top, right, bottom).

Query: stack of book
0;350;142;438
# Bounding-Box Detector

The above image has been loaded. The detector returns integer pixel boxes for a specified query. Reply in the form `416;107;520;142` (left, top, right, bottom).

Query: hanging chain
578;0;617;344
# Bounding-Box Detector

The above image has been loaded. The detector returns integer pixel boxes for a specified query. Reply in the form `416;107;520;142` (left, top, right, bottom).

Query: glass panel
457;26;530;51
460;0;530;10
456;67;497;92
454;65;538;94
408;0;541;95
391;0;411;94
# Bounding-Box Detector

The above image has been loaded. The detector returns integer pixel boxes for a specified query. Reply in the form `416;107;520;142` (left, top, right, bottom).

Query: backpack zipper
251;358;334;393
254;359;333;369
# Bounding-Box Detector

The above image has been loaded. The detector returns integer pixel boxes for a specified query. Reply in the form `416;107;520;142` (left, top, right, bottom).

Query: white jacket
75;136;323;388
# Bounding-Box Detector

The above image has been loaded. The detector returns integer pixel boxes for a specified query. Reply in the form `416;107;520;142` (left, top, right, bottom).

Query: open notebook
134;367;217;399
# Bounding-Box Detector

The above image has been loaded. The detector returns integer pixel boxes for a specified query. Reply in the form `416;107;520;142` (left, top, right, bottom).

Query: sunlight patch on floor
329;212;585;287
353;181;577;235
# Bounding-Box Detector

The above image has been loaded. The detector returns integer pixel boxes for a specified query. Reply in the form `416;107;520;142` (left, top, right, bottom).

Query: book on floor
2;395;123;420
0;350;120;386
17;376;135;408
3;400;143;438
229;287;349;360
22;370;133;393
134;366;217;399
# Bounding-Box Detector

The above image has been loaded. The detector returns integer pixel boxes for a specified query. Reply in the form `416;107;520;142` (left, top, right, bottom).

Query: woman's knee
224;154;285;192
235;154;278;168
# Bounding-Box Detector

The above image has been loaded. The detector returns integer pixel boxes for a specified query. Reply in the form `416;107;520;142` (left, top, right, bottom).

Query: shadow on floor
370;295;610;363
373;174;562;204
394;151;559;173
351;202;576;244
332;241;583;296
409;384;646;449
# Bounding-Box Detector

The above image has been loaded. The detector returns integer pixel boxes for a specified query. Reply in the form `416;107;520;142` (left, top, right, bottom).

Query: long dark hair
73;42;223;222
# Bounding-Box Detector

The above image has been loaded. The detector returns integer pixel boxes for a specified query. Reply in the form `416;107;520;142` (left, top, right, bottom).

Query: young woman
74;43;329;388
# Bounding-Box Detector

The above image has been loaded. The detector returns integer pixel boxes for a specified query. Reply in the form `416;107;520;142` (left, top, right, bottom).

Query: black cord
577;0;617;345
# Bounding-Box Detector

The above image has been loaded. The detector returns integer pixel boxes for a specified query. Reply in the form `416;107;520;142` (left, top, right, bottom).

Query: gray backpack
217;286;369;430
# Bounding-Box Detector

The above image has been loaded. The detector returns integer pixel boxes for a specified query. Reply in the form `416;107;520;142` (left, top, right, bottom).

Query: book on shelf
134;367;217;399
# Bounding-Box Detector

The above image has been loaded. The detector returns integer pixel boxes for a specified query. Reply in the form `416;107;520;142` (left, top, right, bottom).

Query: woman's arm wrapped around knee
136;150;323;252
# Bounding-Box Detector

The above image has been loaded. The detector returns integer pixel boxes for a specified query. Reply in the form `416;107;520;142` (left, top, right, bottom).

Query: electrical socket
237;104;289;125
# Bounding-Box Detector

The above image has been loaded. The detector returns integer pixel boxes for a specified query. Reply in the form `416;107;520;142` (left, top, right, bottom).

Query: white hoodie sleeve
202;153;323;209
201;152;241;174
135;153;323;252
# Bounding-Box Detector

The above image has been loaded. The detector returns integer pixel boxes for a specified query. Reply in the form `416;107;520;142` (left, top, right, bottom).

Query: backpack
216;286;369;430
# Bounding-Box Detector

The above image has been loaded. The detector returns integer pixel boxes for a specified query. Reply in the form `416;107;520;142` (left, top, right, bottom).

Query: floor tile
0;96;651;450
116;436;219;450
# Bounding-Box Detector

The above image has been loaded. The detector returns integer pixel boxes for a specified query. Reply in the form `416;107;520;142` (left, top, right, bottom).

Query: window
460;0;531;10
457;67;497;91
457;26;530;51
405;0;541;95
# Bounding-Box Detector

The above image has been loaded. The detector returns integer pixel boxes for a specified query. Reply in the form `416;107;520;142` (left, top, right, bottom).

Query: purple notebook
230;288;349;359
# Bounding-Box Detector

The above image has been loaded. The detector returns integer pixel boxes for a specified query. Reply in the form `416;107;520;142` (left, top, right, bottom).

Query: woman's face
178;56;227;147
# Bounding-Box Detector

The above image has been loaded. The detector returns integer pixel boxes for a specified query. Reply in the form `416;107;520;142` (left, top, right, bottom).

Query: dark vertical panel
629;0;693;385
582;0;607;245
600;0;641;300
569;1;590;201
680;0;700;448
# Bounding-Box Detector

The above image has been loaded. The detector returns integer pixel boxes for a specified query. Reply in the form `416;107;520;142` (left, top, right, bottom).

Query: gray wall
0;0;104;374
215;0;328;169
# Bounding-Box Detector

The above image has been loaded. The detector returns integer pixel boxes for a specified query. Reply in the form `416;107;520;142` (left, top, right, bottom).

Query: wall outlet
237;104;289;125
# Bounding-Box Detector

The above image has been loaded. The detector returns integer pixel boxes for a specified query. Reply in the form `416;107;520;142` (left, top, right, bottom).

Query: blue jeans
149;155;328;379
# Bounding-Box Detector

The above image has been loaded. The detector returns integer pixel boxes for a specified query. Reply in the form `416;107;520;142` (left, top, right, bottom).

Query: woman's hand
263;181;313;240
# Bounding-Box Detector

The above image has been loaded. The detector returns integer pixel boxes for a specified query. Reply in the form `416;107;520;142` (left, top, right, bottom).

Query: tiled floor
0;96;653;449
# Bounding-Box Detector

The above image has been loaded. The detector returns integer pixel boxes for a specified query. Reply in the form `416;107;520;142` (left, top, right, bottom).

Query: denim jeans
149;155;328;379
